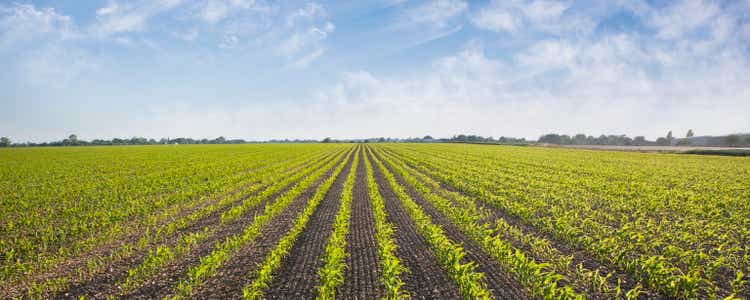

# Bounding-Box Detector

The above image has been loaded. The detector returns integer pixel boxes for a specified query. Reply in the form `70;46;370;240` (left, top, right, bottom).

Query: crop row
172;147;354;298
240;147;355;299
380;143;749;299
119;146;346;293
3;145;347;298
376;147;642;297
315;145;361;299
362;149;408;299
367;147;493;299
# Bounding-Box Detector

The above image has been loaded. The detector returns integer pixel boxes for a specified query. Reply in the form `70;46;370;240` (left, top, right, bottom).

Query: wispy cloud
470;0;572;34
0;3;76;45
406;0;467;29
91;0;185;36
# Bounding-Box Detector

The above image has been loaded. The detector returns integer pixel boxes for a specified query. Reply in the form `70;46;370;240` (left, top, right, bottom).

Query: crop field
0;143;748;299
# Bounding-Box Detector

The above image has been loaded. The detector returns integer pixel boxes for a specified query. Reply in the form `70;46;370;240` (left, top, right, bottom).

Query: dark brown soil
74;151;347;300
261;149;356;299
378;146;660;299
55;152;344;300
371;149;530;300
367;150;463;299
336;148;383;299
8;151;343;300
187;151;354;299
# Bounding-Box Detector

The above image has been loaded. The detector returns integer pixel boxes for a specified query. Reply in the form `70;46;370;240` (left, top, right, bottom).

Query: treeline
332;134;527;144
538;130;750;147
1;135;250;147
538;134;651;146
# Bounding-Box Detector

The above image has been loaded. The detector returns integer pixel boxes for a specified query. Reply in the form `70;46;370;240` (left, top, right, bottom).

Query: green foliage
378;143;750;299
369;147;492;299
316;148;360;299
241;149;356;300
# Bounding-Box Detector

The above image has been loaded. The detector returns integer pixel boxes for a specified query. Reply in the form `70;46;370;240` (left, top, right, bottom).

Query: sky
1;0;749;142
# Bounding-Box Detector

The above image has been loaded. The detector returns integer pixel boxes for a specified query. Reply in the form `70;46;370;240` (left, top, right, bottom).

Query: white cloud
276;3;333;68
471;0;572;34
193;0;265;24
291;47;325;68
406;0;467;29
91;0;185;35
648;0;719;40
472;8;518;33
0;3;76;46
286;3;326;27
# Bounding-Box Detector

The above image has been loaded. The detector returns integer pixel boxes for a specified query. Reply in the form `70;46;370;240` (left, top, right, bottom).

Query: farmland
0;143;748;299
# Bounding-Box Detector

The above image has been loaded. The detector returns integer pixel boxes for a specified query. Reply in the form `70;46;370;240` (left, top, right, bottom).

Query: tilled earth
24;147;545;300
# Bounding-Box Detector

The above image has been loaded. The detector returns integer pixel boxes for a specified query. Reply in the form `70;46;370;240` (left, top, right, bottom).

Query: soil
62;151;348;299
8;151;341;299
371;149;530;300
261;150;355;299
378;146;661;299
367;150;463;299
187;151;354;299
336;149;383;299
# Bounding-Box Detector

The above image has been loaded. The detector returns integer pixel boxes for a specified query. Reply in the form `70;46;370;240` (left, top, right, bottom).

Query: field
0;143;748;299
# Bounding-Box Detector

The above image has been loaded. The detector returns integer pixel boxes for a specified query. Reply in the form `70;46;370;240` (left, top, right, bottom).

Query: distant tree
538;134;562;144
656;137;669;146
686;129;694;138
322;137;332;143
726;134;741;146
596;135;608;145
666;131;673;145
633;136;646;146
423;135;433;140
378;137;386;143
573;134;587;145
0;137;10;147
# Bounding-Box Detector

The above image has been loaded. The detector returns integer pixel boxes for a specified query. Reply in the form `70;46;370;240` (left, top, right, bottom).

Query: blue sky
1;0;749;142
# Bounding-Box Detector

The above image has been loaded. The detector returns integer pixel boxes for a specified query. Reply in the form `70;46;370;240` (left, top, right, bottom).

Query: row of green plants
241;148;357;300
382;143;749;299
7;146;345;298
2;146;276;268
316;146;360;299
362;151;409;299
372;146;586;299
376;145;643;298
379;146;656;299
117;148;345;293
171;148;354;299
367;147;493;299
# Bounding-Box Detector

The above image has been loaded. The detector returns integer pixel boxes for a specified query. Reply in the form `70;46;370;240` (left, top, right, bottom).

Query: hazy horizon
2;0;749;142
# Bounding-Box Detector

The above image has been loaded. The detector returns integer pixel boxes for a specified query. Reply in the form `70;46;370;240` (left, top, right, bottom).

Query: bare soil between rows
55;152;341;300
367;150;463;299
336;148;383;299
380;146;661;299
372;149;530;299
188;151;354;299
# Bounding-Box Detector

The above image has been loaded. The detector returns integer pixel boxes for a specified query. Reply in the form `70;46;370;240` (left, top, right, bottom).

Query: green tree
686;129;694;138
0;137;10;147
726;134;740;146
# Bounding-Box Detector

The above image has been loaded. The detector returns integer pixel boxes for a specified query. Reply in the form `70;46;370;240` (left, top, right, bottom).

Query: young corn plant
316;151;360;299
242;150;356;300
